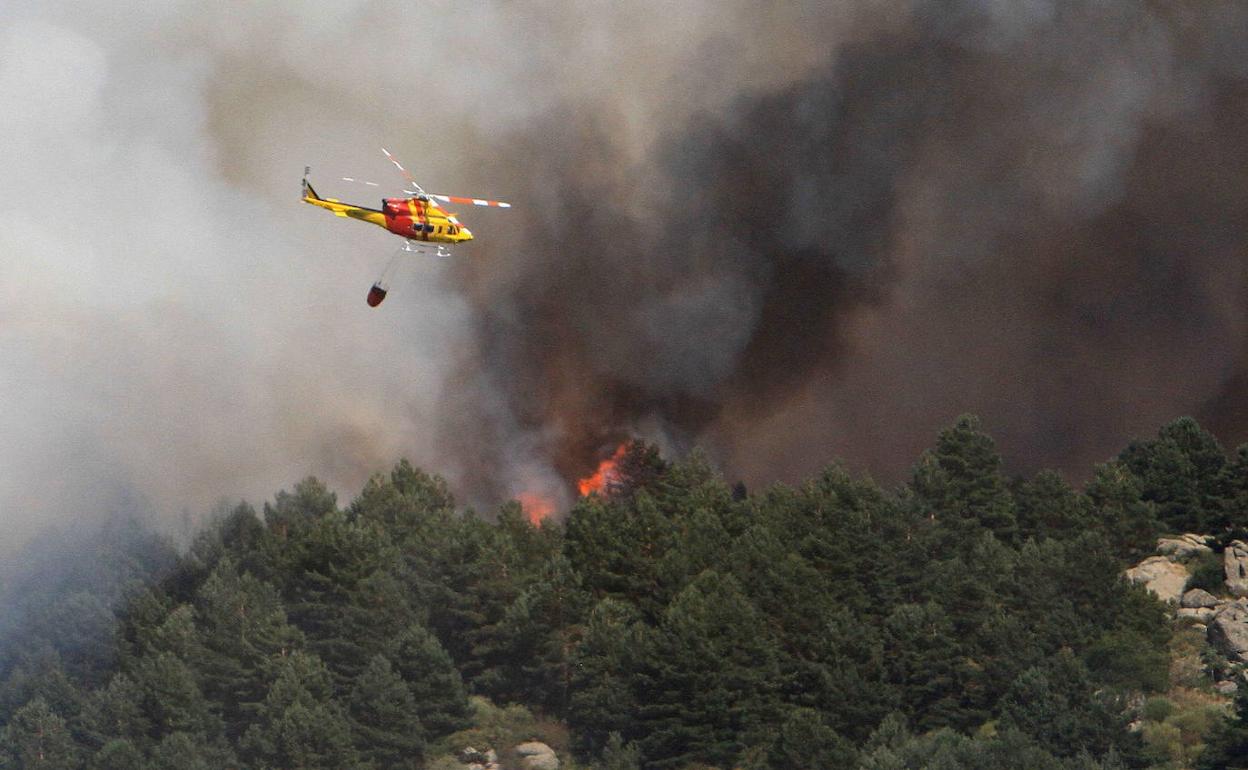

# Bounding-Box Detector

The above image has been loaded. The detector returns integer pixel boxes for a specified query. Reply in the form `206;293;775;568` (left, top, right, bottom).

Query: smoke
2;1;1247;542
438;0;1248;498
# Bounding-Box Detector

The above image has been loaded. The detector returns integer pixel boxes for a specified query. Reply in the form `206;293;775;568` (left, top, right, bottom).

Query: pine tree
146;731;239;770
919;532;1024;727
131;652;220;739
998;652;1128;759
462;503;563;696
263;476;337;542
279;511;413;686
202;502;273;581
144;604;199;660
911;415;1018;546
387;623;470;739
0;646;83;728
0;696;79;768
634;571;780;769
879;602;967;732
350;460;456;532
765;708;858;769
78;673;149;752
568;599;644;760
346;655;423;769
1013;470;1095;542
564;491;675;621
598;731;641;770
239;650;359;770
192;558;303;738
791;607;897;742
491;554;591;714
1118;417;1231;533
89;738;144;770
1228;444;1248;529
1085;463;1159;561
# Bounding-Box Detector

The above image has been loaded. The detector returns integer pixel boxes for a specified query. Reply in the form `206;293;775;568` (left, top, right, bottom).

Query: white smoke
0;0;862;543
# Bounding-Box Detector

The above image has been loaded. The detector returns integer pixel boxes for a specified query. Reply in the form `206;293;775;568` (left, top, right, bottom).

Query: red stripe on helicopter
407;198;429;240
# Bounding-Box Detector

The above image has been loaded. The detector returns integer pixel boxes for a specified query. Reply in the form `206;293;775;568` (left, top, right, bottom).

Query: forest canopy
2;415;1248;769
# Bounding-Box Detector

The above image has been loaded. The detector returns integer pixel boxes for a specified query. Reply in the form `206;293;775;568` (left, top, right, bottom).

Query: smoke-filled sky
2;0;1247;543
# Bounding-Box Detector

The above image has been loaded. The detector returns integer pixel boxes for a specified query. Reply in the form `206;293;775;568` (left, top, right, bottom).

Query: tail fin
302;166;322;200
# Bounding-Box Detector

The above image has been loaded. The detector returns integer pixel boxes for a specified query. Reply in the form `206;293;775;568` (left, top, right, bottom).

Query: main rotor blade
429;193;512;209
381;147;426;197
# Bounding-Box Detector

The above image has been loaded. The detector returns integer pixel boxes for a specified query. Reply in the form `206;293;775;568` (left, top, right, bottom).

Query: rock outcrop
1125;556;1189;603
514;741;559;770
456;746;501;770
1178;607;1218;623
1208;600;1248;663
1181;588;1221;608
1158;534;1214;559
1225;541;1248;597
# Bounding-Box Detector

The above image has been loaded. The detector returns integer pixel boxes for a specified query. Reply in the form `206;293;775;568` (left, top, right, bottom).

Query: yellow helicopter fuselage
303;181;473;244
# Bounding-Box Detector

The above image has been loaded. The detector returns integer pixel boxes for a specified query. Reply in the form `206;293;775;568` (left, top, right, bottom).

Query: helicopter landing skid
401;240;451;258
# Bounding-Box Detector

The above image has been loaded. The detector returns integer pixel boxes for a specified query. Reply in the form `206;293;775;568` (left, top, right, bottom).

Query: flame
578;443;628;496
517;491;556;525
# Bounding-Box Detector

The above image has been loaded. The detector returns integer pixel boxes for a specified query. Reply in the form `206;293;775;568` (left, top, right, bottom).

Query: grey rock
1158;534;1214;559
1216;679;1239;695
1182;588;1221;608
459;747;493;766
1209;600;1248;663
1178;607;1217;623
1226;541;1248;596
514;741;559;770
1125;556;1189;603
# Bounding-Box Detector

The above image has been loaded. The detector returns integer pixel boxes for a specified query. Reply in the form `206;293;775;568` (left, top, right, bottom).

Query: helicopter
302;148;511;306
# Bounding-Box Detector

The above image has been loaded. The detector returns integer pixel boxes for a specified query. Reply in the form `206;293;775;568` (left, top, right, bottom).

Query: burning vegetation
518;442;632;524
576;443;629;497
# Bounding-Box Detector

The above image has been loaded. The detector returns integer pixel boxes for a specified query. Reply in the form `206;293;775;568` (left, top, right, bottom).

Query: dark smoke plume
440;1;1248;503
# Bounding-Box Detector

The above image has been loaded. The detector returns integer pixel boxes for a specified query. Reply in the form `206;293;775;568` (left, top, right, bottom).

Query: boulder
514;741;559;770
1181;588;1221;608
1178;607;1217;623
1125;556;1189;603
1216;680;1239;696
1208;600;1248;663
1226;541;1248;596
1158;534;1214;559
459;747;491;765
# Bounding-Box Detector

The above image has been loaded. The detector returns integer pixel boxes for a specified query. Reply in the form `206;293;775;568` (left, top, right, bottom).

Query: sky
2;0;1247;544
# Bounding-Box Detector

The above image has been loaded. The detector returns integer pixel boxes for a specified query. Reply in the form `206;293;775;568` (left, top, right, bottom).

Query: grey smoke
2;1;1247;542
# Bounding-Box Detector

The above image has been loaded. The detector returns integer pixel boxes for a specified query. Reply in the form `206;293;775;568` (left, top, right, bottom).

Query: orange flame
578;443;629;496
517;491;556;525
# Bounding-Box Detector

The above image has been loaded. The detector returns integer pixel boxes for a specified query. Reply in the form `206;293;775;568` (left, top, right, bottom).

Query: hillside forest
4;416;1248;769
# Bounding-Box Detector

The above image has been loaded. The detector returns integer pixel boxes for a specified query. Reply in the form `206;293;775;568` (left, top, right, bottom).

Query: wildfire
516;442;630;524
517;491;556;525
577;443;629;496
